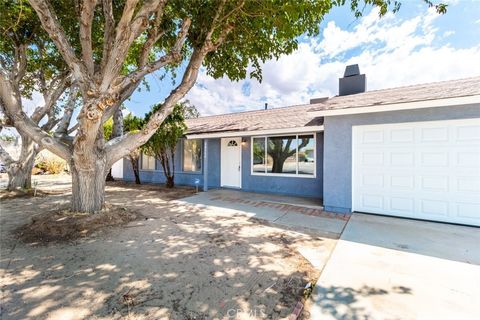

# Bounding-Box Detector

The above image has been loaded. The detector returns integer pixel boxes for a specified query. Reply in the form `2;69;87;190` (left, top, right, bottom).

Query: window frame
140;153;156;171
182;138;203;173
250;133;316;178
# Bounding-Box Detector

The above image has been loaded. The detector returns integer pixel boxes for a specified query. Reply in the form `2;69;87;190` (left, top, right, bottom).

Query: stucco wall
123;138;221;188
240;132;324;198
323;104;480;213
123;132;324;199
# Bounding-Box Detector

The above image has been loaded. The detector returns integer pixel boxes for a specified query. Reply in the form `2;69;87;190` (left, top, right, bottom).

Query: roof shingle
186;104;322;135
309;76;480;112
185;76;479;135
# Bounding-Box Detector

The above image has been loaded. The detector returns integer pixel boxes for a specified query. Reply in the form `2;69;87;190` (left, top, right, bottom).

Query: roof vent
309;97;328;104
339;64;366;96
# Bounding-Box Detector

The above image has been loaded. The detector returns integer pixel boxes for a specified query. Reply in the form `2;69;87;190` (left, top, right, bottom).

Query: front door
221;138;242;188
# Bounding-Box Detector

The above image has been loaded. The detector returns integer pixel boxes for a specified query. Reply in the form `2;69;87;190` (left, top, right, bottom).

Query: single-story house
123;65;480;226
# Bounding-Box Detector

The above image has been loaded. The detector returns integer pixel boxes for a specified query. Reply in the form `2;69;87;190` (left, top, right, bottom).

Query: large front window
183;139;202;172
252;134;315;177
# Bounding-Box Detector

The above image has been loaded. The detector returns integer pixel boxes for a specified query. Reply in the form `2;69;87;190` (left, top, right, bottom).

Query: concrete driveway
311;213;480;320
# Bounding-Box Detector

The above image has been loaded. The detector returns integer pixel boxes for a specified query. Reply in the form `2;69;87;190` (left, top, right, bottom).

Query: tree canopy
0;0;447;212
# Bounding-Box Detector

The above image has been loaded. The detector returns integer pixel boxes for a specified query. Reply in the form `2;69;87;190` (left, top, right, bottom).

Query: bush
35;151;67;175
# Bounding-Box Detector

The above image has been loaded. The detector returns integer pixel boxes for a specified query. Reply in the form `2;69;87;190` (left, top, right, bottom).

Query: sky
22;0;480;119
122;0;480;117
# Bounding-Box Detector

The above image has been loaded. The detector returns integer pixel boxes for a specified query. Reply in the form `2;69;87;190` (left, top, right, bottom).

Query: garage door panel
456;176;480;193
456;124;480;141
390;128;414;143
353;118;480;226
421;127;449;142
390;197;415;213
456;151;480;167
457;203;480;219
390;152;415;166
390;175;415;189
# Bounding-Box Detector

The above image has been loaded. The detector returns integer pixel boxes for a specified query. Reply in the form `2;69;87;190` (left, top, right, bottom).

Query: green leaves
142;101;196;157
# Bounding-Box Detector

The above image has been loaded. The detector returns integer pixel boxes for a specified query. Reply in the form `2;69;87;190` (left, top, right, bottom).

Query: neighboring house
124;65;480;226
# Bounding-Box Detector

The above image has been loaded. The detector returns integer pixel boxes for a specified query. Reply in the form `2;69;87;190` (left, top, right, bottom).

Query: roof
309;76;480;113
185;104;323;135
185;76;479;137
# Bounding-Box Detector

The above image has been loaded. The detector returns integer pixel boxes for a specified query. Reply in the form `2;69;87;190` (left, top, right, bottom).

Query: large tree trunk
6;135;36;191
71;158;107;212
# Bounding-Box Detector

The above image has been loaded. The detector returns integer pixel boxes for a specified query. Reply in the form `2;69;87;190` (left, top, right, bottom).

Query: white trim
309;95;480;117
250;172;317;179
250;134;317;178
186;125;324;139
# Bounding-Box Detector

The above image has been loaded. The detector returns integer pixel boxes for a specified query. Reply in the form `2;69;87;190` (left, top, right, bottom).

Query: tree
0;0;447;212
0;0;76;190
143;101;198;188
123;113;143;185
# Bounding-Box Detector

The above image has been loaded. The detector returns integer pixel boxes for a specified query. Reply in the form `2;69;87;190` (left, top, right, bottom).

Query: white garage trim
352;118;480;226
310;95;480;117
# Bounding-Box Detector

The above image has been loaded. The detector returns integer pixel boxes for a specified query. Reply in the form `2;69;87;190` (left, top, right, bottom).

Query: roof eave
308;95;480;117
185;125;324;139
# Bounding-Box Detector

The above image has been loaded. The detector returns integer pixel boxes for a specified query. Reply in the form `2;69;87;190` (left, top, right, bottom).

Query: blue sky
62;1;480;118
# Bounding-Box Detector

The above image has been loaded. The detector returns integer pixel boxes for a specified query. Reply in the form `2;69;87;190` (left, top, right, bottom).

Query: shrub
35;151;67;175
43;158;66;174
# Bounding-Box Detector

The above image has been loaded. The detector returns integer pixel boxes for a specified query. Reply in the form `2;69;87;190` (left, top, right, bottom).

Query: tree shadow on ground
309;284;412;320
1;184;328;319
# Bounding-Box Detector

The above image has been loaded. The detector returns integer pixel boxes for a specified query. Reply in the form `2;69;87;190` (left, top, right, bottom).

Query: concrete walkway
175;189;348;239
311;213;480;320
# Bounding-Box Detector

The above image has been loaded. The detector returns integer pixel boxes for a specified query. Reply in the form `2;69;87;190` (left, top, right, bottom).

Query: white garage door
352;118;480;226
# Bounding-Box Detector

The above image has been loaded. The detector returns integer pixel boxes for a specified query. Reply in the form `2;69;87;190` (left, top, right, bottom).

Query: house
124;65;480;226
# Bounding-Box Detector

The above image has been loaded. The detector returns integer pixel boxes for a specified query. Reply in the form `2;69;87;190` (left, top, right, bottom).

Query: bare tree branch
55;85;78;138
68;123;79;134
79;0;97;75
28;0;88;87
0;143;15;166
116;18;192;94
105;47;205;166
0;73;72;160
100;0;115;73
101;0;163;90
31;73;71;123
13;43;27;83
105;3;236;166
138;1;167;67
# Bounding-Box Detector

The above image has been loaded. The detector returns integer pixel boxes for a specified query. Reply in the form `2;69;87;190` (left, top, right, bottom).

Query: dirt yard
0;176;336;319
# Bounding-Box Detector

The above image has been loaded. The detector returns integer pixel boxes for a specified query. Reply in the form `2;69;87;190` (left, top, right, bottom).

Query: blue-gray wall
241;132;323;198
323;104;480;213
123;138;221;188
123;132;324;199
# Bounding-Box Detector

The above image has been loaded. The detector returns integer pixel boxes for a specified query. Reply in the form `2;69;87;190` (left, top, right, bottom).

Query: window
252;137;266;173
183;139;202;172
252;134;315;177
227;140;238;147
141;153;156;170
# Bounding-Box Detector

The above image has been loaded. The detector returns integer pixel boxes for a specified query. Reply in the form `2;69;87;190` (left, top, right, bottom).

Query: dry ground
0;176;336;319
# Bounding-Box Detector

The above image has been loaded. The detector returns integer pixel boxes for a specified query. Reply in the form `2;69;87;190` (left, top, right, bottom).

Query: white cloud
186;7;480;116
